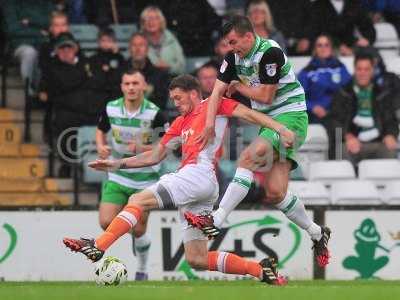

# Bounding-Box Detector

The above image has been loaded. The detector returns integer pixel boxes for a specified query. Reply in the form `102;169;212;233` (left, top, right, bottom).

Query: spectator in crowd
298;34;351;125
256;0;313;55
38;11;70;102
140;6;185;75
208;35;233;69
362;0;400;37
53;0;87;24
161;0;222;56
361;47;400;123
196;62;218;99
44;33;106;176
89;28;124;107
247;0;287;53
2;0;55;96
115;33;170;110
329;52;398;165
89;27;125;102
310;0;376;56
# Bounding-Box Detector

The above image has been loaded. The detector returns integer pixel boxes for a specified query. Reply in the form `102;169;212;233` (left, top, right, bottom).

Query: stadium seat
110;24;137;50
218;159;237;180
374;22;399;50
0;123;21;144
160;157;180;175
289;56;310;74
338;56;354;74
70;24;99;51
0;158;46;179
308;160;356;184
0;178;43;192
331;180;383;205
0;193;71;206
288;181;330;205
358;159;400;186
77;126;106;184
185;57;211;73
383;181;400;205
239;124;259;145
301;124;328;152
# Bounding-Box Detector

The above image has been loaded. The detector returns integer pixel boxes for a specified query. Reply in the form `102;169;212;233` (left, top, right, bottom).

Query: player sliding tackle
184;15;330;268
63;75;294;285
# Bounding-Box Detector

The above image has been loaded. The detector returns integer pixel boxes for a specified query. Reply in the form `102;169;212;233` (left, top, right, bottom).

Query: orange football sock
208;251;262;279
96;204;143;251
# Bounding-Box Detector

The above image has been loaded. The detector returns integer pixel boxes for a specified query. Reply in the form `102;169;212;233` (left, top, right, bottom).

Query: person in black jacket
329;52;399;164
45;33;108;176
88;27;125;105
310;0;376;56
38;11;70;102
113;32;170;110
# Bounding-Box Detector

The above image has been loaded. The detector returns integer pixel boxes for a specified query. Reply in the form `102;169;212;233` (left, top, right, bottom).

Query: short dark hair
196;62;218;77
169;74;202;95
354;51;375;66
98;27;116;40
122;68;146;81
222;15;255;37
130;31;147;43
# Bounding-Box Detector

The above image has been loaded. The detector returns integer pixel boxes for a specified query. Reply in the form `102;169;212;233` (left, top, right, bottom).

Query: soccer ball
94;256;128;285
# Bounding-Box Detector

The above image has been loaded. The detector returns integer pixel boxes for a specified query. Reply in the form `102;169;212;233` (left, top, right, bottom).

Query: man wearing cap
44;32;105;177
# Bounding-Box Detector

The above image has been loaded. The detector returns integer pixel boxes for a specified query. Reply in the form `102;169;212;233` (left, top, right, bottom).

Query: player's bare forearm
235;83;277;104
95;129;107;148
206;80;228;127
232;104;282;131
120;144;167;169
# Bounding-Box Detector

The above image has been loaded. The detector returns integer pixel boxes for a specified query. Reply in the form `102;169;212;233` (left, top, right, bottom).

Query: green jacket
3;0;55;49
147;29;186;75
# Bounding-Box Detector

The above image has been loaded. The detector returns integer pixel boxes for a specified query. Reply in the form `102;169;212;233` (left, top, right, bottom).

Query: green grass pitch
0;280;399;300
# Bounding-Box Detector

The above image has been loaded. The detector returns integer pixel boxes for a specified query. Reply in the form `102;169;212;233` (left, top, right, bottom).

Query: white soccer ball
94;256;128;285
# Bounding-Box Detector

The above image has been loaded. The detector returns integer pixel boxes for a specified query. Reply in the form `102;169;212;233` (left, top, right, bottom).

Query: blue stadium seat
70;24;99;51
77;126;106;184
185;56;210;74
110;24;137;50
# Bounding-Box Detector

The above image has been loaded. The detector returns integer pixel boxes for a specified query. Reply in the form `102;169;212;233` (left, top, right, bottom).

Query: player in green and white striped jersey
191;15;331;267
96;69;169;280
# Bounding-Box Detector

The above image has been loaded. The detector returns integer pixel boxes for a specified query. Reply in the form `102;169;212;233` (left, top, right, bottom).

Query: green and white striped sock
133;233;151;273
213;168;254;228
275;191;322;240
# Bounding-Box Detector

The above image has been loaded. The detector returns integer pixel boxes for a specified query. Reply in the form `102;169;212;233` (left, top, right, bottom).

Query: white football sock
275;190;322;241
213;167;254;228
133;233;151;273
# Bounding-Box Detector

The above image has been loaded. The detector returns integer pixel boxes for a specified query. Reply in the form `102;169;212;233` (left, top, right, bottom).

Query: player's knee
99;217;112;230
186;256;207;270
133;223;146;238
238;149;254;169
264;186;286;205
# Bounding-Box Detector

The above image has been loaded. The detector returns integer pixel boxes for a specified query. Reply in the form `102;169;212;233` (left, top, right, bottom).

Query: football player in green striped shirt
96;69;169;280
188;15;331;267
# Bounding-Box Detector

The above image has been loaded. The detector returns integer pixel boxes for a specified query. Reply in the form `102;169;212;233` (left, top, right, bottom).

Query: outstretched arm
232;104;295;147
88;143;167;172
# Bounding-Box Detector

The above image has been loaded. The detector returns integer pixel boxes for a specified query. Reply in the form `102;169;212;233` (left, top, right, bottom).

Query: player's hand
312;105;327;119
226;80;240;98
97;145;111;159
346;136;361;154
194;125;216;149
88;159;120;172
383;135;398;151
127;141;136;154
279;127;296;148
